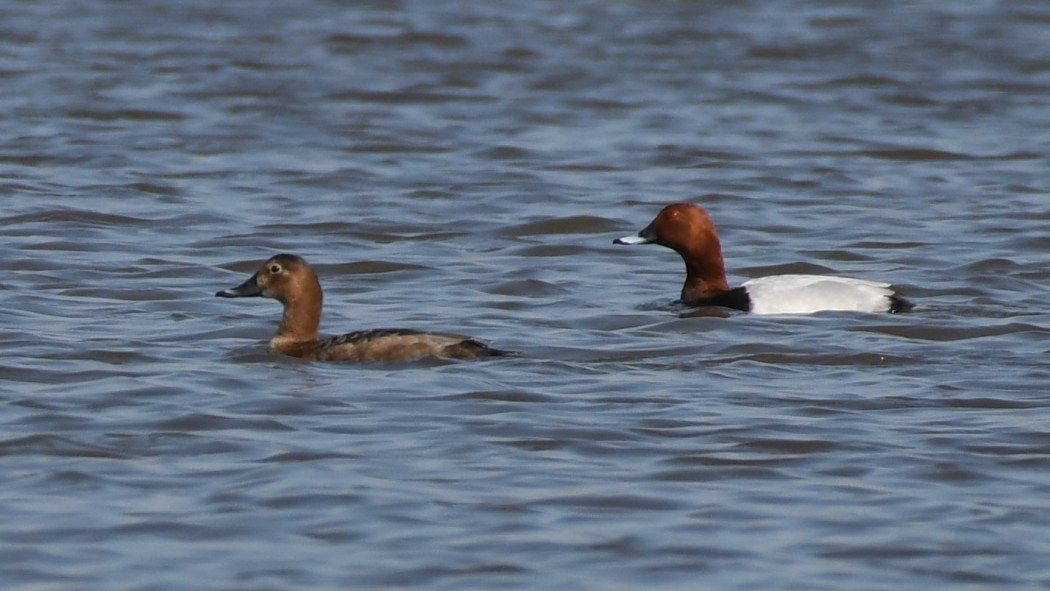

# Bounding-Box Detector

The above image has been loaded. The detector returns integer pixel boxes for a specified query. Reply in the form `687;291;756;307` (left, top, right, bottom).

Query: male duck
216;254;508;361
614;203;912;314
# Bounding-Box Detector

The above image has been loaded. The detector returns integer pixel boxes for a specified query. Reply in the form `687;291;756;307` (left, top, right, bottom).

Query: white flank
742;274;895;315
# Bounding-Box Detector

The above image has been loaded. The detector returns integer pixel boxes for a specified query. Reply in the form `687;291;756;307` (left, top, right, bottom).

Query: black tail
889;294;915;314
445;339;517;359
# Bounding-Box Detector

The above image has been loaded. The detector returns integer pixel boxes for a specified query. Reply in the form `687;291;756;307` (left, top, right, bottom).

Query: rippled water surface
3;1;1050;589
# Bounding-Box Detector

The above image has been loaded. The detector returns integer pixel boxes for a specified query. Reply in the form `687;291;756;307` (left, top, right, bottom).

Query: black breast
688;286;752;312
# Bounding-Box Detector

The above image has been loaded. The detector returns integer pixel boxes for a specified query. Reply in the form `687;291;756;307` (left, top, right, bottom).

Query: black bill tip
215;273;262;298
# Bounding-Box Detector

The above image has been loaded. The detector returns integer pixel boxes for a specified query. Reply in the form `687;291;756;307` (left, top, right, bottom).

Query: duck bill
613;222;657;245
215;273;262;298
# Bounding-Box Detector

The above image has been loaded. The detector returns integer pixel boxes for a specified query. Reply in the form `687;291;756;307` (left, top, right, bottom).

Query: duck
614;203;913;314
215;254;509;362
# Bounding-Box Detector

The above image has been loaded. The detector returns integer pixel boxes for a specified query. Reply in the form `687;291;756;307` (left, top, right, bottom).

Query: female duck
614;203;912;314
216;254;508;362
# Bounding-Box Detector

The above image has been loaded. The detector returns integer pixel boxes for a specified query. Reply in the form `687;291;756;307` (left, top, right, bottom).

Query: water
3;0;1050;589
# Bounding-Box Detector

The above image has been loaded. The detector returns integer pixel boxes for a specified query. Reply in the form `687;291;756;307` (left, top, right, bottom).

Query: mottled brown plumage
216;254;509;362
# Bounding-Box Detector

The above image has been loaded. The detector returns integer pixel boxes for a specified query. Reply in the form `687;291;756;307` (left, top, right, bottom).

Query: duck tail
889;294;915;314
446;339;517;359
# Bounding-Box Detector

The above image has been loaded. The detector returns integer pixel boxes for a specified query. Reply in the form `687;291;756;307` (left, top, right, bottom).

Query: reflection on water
2;0;1050;589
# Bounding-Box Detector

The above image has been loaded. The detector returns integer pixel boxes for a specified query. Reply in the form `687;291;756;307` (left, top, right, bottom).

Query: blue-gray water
3;1;1050;589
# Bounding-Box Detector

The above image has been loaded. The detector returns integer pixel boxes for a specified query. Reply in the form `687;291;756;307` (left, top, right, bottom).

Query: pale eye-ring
268;264;282;274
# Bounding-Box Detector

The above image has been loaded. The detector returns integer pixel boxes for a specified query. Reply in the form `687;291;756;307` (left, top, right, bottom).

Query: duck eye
268;264;282;274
